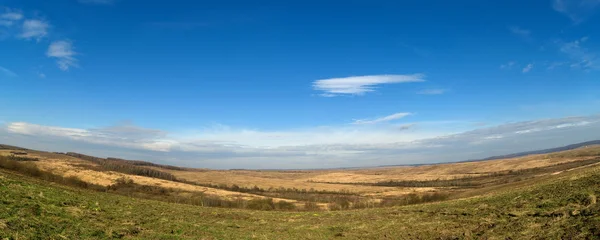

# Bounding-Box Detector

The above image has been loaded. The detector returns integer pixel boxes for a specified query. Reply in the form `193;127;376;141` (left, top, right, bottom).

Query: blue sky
1;0;599;169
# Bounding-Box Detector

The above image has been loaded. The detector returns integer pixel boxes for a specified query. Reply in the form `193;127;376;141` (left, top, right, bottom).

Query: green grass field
2;162;600;240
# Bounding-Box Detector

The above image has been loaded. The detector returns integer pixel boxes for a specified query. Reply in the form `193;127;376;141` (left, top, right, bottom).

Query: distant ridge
377;140;600;168
0;144;29;151
470;140;600;162
2;140;599;170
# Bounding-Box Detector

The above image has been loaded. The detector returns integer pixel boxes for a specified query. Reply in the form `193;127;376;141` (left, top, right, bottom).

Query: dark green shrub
246;198;275;210
7;155;39;161
328;202;342;211
304;201;320;211
275;201;296;210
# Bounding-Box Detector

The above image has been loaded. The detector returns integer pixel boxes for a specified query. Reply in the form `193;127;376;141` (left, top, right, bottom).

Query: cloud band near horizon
1;114;598;169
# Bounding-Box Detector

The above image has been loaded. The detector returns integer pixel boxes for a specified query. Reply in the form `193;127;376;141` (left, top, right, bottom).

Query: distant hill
63;152;187;171
3;140;600;170
0;144;29;151
377;140;600;168
472;140;600;162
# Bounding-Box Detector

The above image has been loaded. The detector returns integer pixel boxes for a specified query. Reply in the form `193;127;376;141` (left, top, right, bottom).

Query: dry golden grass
0;150;291;202
304;147;600;183
161;169;395;193
3;145;599;204
161;146;600;196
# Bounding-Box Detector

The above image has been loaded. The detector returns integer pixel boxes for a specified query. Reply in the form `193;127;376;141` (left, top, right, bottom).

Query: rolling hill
1;158;599;239
1;142;600;239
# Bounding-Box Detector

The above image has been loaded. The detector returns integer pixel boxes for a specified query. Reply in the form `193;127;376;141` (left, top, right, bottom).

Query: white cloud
551;121;591;129
552;0;600;23
1;9;81;72
78;0;115;4
19;19;49;40
4;121;440;153
0;8;23;27
353;112;412;125
547;62;566;70
484;135;504;140
500;61;516;69
312;74;425;96
522;63;534;73
318;93;337;97
47;40;78;71
7;122;89;137
6;122;173;152
558;37;597;70
514;121;591;134
0;66;17;77
2;115;599;169
417;89;446;95
1;12;23;21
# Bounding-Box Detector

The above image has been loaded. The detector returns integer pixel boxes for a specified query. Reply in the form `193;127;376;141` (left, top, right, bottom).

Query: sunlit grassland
2;162;599;239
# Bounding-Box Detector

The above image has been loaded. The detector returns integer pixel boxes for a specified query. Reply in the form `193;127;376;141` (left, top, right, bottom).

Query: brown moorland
2;144;599;210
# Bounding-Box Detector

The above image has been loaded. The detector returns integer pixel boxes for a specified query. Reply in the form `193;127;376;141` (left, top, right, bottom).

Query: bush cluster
64;152;179;181
0;155;103;190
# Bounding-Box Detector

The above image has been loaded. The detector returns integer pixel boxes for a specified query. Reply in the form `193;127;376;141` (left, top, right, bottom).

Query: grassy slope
2;164;600;240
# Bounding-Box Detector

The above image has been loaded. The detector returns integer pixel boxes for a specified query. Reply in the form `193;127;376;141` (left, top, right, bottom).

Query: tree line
63;152;179;181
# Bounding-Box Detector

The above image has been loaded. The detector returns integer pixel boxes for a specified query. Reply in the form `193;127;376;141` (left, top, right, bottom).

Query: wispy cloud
2;115;599;169
1;12;23;21
522;63;534;73
353;112;412;125
500;61;516;69
0;66;17;77
514;120;591;134
78;0;115;5
312;74;425;96
552;0;600;23
509;26;532;41
2;120;435;153
6;121;173;152
47;40;78;71
1;8;81;71
547;61;566;70
0;8;23;26
19;19;49;41
557;37;597;70
417;89;446;95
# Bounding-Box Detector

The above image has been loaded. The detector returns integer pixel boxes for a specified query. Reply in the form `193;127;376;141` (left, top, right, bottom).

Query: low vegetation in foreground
1;158;599;239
